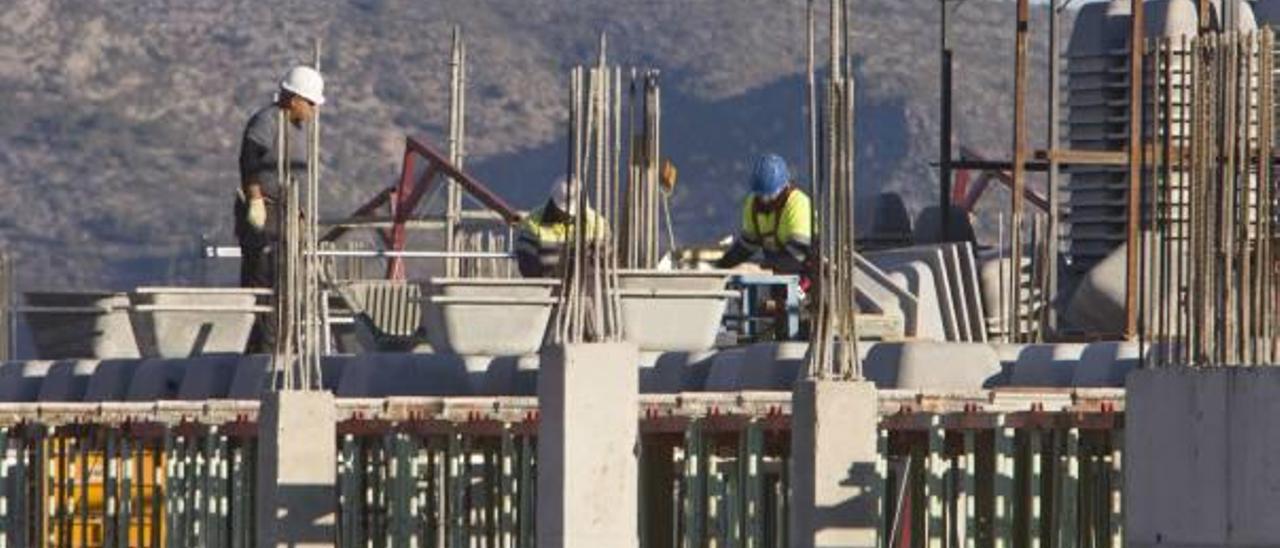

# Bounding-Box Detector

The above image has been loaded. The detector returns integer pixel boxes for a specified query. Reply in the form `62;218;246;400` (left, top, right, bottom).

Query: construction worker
515;177;608;278
714;153;813;279
235;65;325;353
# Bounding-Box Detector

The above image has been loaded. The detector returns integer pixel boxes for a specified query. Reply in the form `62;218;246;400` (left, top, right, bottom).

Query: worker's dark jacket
235;104;309;249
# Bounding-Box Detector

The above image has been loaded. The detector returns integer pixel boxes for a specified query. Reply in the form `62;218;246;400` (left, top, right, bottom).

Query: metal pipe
1124;0;1146;340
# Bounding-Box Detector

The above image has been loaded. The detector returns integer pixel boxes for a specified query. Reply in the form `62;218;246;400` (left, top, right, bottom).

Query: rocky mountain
0;0;1056;290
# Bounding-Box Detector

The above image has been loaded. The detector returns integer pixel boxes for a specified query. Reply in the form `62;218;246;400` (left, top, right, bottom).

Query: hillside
0;0;1055;289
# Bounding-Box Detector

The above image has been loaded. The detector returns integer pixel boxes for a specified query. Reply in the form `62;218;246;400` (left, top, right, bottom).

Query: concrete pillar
790;378;879;548
1126;367;1280;547
537;342;640;548
256;390;337;547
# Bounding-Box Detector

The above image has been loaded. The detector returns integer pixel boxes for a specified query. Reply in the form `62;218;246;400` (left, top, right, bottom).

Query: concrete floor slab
863;342;1001;390
126;359;188;401
738;342;810;390
38;359;99;402
642;351;716;393
704;348;747;391
537;342;639;548
83;359;143;401
176;354;243;400
1073;341;1141;387
1008;343;1089;387
0;361;55;402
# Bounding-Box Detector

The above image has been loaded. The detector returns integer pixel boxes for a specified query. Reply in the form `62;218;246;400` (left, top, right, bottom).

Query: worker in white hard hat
235;65;325;353
514;176;609;278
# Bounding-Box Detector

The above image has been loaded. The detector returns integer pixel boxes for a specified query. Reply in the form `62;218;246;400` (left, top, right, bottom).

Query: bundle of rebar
553;37;623;344
271;42;325;391
805;0;861;380
621;70;664;269
445;26;468;278
1144;29;1278;366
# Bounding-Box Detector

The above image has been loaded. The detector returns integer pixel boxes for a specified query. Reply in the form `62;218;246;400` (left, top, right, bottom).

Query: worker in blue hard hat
714;154;814;279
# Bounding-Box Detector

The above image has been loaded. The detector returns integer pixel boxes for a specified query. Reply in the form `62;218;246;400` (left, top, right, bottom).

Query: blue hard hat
750;154;790;197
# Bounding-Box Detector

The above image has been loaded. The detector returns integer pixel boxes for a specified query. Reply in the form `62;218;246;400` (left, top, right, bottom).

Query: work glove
246;196;268;230
660;159;678;193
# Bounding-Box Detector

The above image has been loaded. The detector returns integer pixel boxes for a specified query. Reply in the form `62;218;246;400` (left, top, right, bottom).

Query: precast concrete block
177;354;243;400
873;258;949;341
862;342;1001;390
126;359;189;400
1073;341;1142;387
0;361;55;402
738;342;810;390
790;379;879;548
616;289;734;353
426;277;560;298
616;269;731;292
868;248;959;341
256;390;336;547
423;294;555;356
643;351;716;393
23;291;140;359
38;360;100;402
704;348;747;391
537;342;640;548
1008;343;1088;387
129;287;266;358
83;359;143;401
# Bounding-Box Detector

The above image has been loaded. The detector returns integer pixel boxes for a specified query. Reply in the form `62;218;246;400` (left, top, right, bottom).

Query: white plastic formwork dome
1063;0;1199;272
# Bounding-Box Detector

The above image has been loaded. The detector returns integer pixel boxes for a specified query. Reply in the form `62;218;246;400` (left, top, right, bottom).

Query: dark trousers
236;194;276;354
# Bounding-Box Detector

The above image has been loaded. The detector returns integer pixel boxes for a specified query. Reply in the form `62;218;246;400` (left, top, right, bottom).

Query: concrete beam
256;390;337;548
790;378;880;548
537;342;640;548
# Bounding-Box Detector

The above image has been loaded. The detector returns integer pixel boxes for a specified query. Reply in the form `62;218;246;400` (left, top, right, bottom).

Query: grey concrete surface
129;287;265;358
738;342;810;390
790;379;879;548
616;270;731;291
863;342;1001;390
1073;342;1141;387
872;256;949;341
1124;367;1280;547
478;354;540;396
256;390;337;548
229;355;347;398
23;291;140;359
335;353;470;397
0;360;55;402
126;359;188;400
83;359;143;401
38;359;100;402
642;351;716;393
616;289;733;352
176;354;244;400
422;294;555;356
537;342;640;548
1008;343;1089;387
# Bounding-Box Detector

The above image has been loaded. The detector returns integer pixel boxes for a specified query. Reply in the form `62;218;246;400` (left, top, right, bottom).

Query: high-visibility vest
515;206;608;275
740;187;812;253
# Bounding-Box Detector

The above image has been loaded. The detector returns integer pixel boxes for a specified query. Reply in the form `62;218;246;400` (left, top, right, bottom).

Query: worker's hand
246;196;268;230
660;159;677;193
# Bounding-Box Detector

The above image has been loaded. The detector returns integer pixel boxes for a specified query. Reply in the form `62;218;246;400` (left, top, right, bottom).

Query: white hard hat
550;176;578;215
279;66;325;105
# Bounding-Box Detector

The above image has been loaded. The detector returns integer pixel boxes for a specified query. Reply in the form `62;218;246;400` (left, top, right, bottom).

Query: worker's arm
238;119;273;230
714;239;757;269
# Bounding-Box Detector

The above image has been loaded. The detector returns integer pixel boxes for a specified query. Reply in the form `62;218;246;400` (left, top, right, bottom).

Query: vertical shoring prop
1010;0;1030;343
446;26;467;278
1124;0;1146;341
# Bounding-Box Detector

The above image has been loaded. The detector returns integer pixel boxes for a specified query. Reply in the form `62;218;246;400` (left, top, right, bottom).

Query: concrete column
790;378;879;548
256;390;337;547
537;342;640;548
1126;367;1280;547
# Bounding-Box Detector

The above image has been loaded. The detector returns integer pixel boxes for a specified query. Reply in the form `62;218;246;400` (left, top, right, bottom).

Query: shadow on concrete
269;484;337;547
